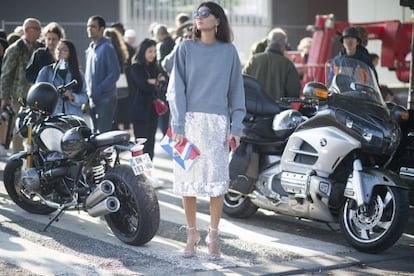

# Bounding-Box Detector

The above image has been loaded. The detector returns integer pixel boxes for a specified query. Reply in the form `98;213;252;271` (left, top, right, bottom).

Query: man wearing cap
334;26;377;80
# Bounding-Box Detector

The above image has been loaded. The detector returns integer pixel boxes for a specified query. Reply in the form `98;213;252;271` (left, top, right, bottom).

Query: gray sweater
167;39;246;135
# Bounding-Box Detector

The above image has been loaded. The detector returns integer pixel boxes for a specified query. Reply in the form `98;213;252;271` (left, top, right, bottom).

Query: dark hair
89;15;106;29
369;53;379;60
176;13;190;25
7;32;20;45
59;39;83;92
193;1;233;43
0;38;8;51
0;29;7;40
110;22;125;36
133;38;157;65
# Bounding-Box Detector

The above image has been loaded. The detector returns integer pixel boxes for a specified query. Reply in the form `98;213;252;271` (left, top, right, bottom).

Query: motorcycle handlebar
57;79;78;94
280;97;320;106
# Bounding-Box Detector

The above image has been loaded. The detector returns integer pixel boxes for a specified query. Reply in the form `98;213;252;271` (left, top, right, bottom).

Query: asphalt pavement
0;146;414;275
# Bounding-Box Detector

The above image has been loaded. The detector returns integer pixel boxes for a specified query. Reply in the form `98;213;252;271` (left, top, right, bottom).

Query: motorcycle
3;81;160;246
224;58;410;253
388;106;414;204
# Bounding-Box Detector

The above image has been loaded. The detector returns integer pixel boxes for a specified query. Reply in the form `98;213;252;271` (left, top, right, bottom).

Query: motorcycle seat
243;75;289;115
90;130;131;148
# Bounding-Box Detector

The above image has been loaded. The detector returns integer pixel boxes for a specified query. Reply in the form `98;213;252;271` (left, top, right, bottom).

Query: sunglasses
193;9;211;19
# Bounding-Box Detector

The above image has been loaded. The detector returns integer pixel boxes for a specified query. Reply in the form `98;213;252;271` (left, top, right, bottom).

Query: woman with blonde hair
104;27;132;131
104;27;129;72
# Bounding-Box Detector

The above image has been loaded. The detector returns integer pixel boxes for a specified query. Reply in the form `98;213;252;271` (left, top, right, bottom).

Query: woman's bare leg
182;196;200;257
206;195;224;260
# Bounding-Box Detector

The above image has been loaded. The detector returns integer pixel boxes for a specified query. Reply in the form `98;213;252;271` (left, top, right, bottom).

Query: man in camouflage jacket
0;18;42;151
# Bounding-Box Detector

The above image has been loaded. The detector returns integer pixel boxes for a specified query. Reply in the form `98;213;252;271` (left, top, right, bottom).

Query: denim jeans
91;94;117;133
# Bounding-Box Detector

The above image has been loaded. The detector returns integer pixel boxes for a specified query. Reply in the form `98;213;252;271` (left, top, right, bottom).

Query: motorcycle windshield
325;58;384;106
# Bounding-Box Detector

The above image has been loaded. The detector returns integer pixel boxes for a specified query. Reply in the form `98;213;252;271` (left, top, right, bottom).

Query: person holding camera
36;39;88;116
1;18;43;153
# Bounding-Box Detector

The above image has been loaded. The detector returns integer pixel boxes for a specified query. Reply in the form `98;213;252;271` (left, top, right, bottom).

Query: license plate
130;153;154;175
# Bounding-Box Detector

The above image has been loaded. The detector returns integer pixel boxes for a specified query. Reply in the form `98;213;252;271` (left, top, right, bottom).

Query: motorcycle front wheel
3;158;57;215
223;192;258;218
104;165;160;246
339;185;409;253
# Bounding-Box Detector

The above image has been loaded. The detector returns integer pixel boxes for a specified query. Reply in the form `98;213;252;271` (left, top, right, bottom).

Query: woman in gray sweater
167;1;246;261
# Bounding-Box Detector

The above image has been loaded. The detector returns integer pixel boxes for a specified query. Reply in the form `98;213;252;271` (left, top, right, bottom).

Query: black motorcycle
225;58;410;253
3;81;160;246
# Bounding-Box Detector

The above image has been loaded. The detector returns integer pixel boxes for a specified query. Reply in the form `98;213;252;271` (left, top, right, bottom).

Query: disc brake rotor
351;195;383;230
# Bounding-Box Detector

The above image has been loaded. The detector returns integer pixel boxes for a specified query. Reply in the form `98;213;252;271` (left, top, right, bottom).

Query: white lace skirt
173;112;230;197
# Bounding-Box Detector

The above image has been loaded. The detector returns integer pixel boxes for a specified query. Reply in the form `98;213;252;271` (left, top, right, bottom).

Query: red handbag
153;98;169;115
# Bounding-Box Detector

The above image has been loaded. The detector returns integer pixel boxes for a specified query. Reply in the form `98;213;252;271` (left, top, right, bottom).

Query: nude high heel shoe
205;227;222;261
181;226;200;258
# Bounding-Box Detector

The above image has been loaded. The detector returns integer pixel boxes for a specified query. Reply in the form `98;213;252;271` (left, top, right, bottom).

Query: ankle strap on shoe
209;227;219;233
179;225;197;231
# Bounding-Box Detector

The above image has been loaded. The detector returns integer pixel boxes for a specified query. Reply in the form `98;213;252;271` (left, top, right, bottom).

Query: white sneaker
0;145;7;157
148;176;164;189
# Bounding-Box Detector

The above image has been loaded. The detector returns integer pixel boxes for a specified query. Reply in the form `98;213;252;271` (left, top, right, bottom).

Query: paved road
0;145;413;275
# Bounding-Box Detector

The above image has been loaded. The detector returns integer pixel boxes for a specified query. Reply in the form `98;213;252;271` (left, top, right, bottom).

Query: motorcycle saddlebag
229;142;258;194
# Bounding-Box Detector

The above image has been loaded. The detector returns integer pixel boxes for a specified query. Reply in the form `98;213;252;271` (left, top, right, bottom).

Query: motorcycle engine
21;165;68;194
21;168;41;192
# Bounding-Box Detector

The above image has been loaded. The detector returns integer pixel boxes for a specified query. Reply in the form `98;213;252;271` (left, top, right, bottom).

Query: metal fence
123;0;272;62
1;0;272;65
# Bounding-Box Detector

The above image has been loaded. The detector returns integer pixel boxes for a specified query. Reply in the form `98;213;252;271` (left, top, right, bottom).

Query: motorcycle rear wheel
223;192;258;218
104;165;160;246
339;185;409;253
3;159;57;214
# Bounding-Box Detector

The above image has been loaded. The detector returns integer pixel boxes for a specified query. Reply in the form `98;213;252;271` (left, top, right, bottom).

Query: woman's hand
63;90;74;102
147;78;157;85
173;133;184;146
157;73;166;82
228;135;241;151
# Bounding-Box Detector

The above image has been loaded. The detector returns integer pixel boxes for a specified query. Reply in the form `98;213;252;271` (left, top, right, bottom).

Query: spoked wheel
339;185;409;253
223;191;258;218
4;158;56;214
104;165;160;246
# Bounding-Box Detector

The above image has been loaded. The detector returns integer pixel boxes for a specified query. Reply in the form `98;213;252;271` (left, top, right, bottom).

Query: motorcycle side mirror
303;82;328;100
18;97;27;107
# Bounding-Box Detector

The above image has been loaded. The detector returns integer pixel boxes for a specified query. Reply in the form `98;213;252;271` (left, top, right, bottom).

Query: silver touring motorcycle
3;81;160;246
225;58;410;253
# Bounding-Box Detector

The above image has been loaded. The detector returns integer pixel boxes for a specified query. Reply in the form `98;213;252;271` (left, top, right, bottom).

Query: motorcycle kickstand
41;207;66;232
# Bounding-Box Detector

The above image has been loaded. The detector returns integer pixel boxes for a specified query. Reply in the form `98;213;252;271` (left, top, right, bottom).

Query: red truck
288;14;412;97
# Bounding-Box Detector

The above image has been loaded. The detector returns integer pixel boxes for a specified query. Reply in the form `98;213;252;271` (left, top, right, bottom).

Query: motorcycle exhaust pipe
87;196;120;217
85;180;115;209
41;167;67;180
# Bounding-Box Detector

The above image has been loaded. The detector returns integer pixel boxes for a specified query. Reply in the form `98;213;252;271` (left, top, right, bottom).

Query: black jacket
130;62;166;121
26;47;54;83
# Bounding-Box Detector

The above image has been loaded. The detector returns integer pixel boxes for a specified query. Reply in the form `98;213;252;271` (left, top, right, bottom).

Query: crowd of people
0;1;242;262
0;1;393;262
0;14;194;167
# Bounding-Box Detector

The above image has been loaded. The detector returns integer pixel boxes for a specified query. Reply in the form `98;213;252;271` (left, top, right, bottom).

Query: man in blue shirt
85;15;120;133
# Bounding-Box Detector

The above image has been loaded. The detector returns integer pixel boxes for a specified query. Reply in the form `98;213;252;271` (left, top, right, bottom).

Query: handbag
116;73;129;99
160;127;200;170
153;97;169;115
